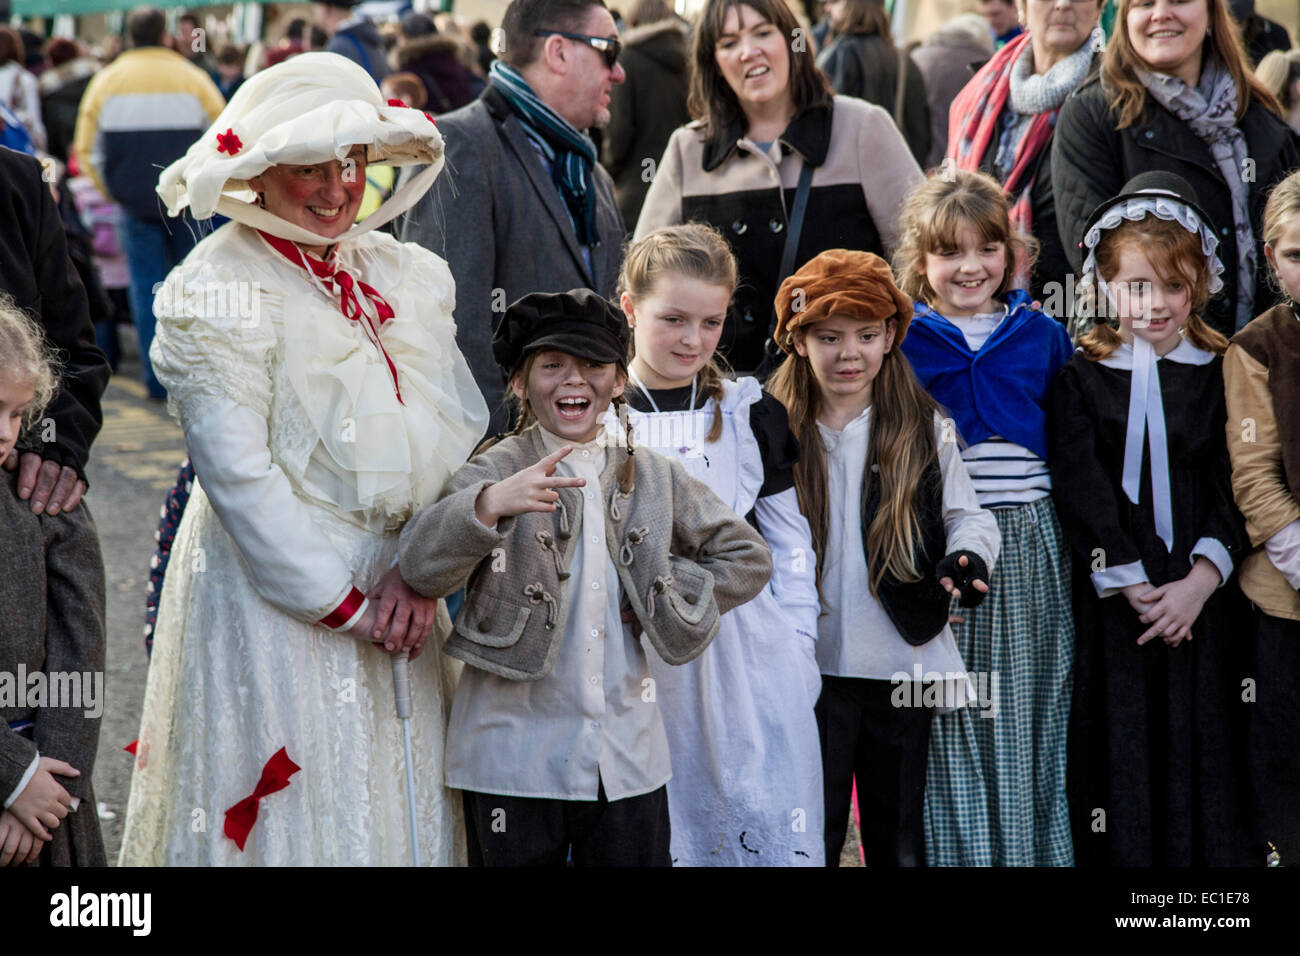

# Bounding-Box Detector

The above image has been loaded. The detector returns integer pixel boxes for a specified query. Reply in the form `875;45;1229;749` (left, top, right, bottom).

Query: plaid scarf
489;60;600;247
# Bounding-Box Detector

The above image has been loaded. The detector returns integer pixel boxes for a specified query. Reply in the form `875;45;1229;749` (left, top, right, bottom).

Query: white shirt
815;409;1000;706
444;426;672;800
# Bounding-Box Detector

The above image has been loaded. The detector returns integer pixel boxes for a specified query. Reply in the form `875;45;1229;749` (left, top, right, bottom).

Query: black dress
1048;349;1255;866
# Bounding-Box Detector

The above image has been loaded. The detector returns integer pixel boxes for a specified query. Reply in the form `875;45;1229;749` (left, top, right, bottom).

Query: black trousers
1250;611;1300;866
462;779;672;867
816;675;935;867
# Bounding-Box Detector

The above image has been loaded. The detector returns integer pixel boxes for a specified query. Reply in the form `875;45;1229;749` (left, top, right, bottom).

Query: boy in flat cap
398;290;772;866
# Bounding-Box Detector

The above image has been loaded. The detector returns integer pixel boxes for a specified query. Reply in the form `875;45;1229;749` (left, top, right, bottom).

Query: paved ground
86;345;865;866
83;347;186;864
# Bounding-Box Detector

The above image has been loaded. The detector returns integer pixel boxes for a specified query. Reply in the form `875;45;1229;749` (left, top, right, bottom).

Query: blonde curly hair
0;294;60;429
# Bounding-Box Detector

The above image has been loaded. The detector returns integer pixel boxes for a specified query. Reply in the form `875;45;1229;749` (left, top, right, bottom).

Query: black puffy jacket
1051;73;1300;336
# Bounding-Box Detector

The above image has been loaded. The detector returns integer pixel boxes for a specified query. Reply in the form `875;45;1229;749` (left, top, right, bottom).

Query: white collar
1098;336;1216;370
1112;335;1197;552
817;406;871;450
538;424;608;463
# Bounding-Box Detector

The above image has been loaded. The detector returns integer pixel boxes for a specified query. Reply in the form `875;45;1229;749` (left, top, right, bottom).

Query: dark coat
816;32;930;166
909;33;990;168
1049;352;1254;865
1051;74;1300;336
39;69;93;165
0;147;109;481
602;20;690;232
395;86;624;433
325;19;391;83
0;470;107;866
395;33;478;114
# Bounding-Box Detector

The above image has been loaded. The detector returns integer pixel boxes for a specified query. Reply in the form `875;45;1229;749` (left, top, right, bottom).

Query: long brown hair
892;170;1035;306
0;294;59;429
1077;216;1229;360
1102;0;1282;129
767;316;940;596
619;223;738;443
689;0;833;149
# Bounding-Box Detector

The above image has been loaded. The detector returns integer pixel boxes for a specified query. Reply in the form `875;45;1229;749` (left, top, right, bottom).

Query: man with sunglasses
398;0;627;436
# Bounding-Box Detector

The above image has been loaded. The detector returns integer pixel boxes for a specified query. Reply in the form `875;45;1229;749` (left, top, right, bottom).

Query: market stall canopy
14;0;231;16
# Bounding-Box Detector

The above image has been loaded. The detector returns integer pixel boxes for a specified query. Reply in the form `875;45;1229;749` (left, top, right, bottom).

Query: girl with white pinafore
616;224;824;866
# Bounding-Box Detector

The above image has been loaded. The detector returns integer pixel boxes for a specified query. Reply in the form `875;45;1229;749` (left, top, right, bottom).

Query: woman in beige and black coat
635;0;922;377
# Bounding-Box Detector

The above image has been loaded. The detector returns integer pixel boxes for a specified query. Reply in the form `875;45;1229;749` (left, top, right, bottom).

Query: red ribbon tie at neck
258;230;405;404
224;747;302;851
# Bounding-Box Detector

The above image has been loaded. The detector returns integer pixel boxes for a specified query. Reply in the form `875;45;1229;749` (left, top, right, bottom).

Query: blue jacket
900;289;1072;460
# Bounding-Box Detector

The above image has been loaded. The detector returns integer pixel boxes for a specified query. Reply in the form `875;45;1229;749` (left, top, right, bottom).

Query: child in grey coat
398;289;772;866
0;297;107;867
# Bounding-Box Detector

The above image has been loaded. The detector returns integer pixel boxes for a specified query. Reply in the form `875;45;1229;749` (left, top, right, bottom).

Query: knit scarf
489;60;600;247
1137;57;1255;329
948;30;1097;286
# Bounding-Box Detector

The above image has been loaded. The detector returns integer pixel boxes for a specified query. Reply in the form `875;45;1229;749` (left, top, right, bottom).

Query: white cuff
1264;520;1300;591
1092;560;1150;599
1190;537;1233;589
3;751;40;809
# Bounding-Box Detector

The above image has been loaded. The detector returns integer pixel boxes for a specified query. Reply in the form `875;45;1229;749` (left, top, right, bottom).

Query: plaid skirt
923;495;1075;866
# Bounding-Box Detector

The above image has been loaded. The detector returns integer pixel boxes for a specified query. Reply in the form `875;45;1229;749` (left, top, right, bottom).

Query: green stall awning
14;0;240;16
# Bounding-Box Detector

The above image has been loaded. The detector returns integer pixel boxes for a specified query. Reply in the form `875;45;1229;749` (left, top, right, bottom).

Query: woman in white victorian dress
118;54;488;865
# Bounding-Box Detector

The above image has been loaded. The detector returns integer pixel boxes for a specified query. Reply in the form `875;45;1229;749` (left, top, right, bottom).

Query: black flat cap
493;289;630;375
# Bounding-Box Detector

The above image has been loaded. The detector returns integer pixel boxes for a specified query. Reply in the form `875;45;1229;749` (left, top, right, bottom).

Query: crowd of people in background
3;0;1300;870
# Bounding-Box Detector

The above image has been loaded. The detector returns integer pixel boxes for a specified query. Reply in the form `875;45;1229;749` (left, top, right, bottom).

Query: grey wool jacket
398;427;773;681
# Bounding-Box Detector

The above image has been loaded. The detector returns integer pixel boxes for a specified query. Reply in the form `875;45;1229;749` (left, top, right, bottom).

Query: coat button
768;218;784;233
743;308;755;324
479;619;492;631
731;219;747;235
1144;130;1154;139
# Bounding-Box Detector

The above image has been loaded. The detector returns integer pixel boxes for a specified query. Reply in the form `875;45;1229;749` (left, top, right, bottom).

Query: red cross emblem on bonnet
216;128;242;155
385;98;437;126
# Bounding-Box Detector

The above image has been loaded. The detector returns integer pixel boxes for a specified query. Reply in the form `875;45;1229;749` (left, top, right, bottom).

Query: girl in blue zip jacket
894;170;1075;866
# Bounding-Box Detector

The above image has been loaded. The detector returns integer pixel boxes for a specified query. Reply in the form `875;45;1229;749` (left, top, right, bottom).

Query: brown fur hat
773;249;913;352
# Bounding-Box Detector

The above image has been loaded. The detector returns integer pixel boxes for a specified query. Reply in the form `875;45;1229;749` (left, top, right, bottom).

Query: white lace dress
118;223;487;865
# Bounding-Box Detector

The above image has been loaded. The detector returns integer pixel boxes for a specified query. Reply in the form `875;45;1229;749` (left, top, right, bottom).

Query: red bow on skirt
224;747;302;851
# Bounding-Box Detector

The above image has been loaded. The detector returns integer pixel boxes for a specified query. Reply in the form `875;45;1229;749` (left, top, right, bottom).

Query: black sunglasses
533;30;622;68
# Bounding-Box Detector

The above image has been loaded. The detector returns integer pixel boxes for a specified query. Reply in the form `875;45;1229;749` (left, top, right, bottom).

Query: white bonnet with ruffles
156;52;443;245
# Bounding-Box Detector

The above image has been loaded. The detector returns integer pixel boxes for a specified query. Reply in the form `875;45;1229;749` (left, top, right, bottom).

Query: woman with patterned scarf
1052;0;1299;338
948;0;1105;306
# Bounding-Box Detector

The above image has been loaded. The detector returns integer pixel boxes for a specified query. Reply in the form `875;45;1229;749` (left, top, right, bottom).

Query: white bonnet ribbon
1121;335;1175;552
210;157;442;246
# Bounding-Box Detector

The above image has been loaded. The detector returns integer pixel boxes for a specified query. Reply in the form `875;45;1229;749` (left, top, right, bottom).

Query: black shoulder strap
758;159;817;375
778;159;815;282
